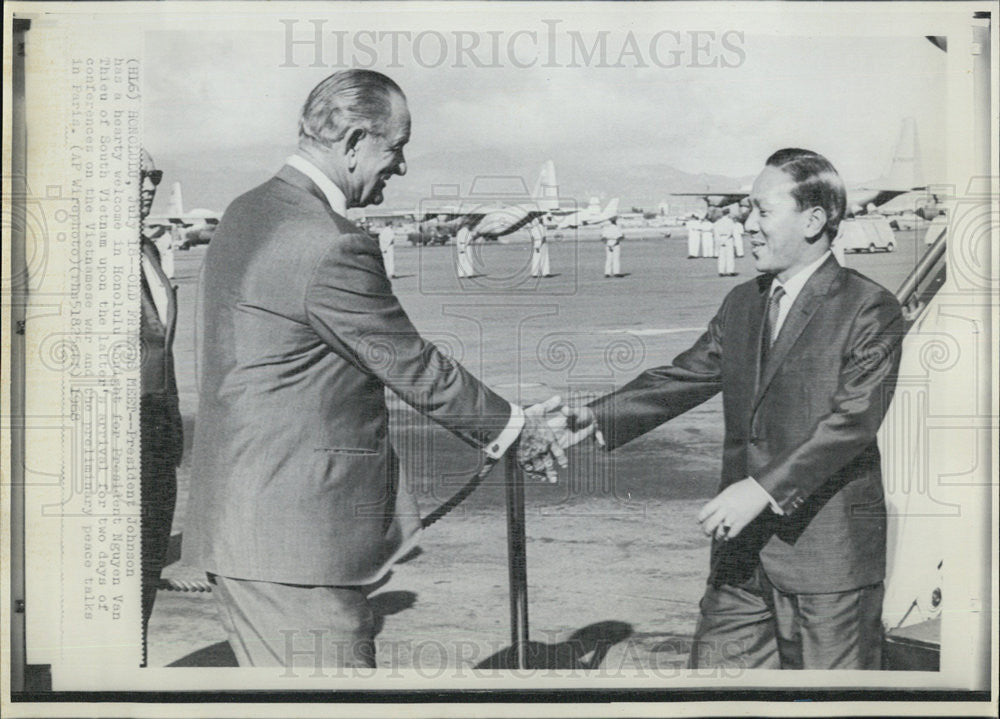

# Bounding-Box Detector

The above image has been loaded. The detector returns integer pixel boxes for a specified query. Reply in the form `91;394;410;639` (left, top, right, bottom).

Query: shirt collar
285;154;347;216
772;250;832;303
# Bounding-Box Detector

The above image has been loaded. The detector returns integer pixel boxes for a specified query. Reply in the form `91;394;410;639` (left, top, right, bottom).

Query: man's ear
804;206;828;242
344;127;367;168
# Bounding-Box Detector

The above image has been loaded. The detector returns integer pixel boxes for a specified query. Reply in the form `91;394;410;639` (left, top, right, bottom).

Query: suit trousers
688;563;884;670
140;395;180;629
210;574;376;669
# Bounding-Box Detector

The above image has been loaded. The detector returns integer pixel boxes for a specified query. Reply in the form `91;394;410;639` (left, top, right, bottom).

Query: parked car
836;216;896;254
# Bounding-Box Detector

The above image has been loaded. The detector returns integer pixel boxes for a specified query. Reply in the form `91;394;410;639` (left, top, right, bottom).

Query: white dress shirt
285;154;348;216
768;250;833;336
284;154;525;460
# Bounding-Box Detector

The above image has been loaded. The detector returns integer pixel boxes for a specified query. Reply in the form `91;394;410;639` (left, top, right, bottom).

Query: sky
142;5;950;215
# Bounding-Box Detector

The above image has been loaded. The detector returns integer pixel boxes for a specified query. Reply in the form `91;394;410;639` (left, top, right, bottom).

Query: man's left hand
697;478;773;541
517;395;568;483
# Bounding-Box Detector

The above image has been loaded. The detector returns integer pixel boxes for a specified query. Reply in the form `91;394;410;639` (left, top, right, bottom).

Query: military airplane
554;196;621;229
669;118;929;220
145;181;221;249
359;161;620;240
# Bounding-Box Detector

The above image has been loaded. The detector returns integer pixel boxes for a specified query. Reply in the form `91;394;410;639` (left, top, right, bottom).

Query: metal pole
504;446;530;669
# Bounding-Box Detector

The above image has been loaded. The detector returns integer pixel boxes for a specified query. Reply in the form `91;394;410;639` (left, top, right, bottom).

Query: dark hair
299;70;405;146
765;148;847;241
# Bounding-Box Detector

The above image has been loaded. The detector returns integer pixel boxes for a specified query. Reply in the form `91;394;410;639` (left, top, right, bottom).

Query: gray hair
298;69;404;146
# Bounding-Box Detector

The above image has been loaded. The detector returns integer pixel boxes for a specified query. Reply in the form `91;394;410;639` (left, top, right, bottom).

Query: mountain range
150;142;751;217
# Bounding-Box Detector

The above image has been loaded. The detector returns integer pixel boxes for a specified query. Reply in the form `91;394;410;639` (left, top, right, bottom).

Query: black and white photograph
3;1;997;716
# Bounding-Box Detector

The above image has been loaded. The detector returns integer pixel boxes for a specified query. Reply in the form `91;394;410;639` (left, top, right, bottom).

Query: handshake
515;396;603;483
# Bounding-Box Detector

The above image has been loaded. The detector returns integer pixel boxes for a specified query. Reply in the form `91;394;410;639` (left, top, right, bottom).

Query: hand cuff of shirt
594;427;607;449
484;404;525;460
749;476;784;515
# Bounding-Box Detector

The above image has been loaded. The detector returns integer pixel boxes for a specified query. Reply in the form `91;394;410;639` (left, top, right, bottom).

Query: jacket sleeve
754;289;904;512
588;294;727;450
304;233;511;448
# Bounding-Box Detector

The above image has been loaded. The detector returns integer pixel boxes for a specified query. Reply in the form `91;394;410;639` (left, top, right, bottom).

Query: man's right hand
517;395;568;483
556;403;602;448
517;399;603;481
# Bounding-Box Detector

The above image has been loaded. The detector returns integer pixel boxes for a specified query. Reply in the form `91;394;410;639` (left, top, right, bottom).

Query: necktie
761;284;786;365
767;285;786;346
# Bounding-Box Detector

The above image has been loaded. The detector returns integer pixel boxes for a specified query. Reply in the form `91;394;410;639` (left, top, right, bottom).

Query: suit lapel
753;256;841;410
141;237;176;335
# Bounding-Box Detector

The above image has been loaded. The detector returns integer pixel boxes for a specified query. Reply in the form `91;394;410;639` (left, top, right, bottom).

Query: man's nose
395;157;407;176
745;210;759;233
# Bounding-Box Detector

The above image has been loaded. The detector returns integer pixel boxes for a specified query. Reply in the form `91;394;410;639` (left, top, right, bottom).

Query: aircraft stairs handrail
894;227;947;327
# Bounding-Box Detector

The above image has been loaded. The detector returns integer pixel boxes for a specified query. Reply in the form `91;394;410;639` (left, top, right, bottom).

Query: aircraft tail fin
167;181;184;217
603;197;620;220
532;160;560;211
878;118;924;190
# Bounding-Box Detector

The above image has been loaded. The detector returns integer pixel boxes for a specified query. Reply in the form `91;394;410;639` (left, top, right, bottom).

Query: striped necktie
761;284;786;364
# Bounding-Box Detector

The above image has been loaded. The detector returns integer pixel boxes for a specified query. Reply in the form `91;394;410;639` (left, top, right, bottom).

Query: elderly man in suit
185;70;564;669
138;149;183;641
560;149;903;669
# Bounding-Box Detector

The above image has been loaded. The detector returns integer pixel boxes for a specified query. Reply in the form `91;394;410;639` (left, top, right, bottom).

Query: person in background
685;209;704;259
529;217;551;278
713;207;738;277
699;211;716;258
732;203;746;258
456;221;476;278
138;148;183;648
602;216;624;277
378;222;396;278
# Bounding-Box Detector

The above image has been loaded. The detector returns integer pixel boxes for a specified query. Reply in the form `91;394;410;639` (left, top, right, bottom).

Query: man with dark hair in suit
185;70;564;669
138;149;183;642
561;148;904;669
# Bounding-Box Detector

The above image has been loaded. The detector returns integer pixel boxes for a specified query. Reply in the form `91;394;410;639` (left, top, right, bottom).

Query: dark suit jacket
590;256;904;593
184;166;511;586
140;237;183;468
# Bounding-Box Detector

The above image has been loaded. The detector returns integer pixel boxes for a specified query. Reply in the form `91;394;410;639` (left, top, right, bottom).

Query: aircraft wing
850;188;923;210
421;204;549;237
146;213;220;228
669;191;748;207
358;207;420;222
420;161;563;235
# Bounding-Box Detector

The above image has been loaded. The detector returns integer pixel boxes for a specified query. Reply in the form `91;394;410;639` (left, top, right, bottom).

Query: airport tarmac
149;226;924;670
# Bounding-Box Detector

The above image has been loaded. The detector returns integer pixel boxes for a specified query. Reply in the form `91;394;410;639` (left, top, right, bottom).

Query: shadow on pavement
475;620;633;669
370;590;417;638
167;641;237;667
